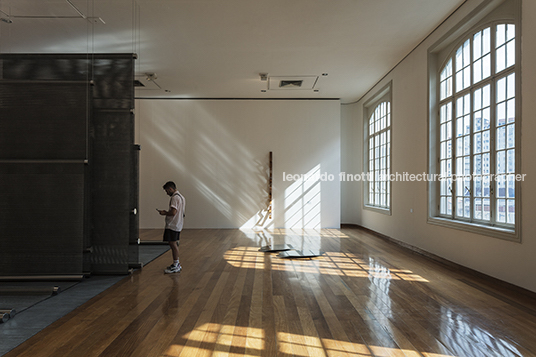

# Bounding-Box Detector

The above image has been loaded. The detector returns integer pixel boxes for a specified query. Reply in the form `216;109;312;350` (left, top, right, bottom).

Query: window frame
363;82;392;215
427;0;521;242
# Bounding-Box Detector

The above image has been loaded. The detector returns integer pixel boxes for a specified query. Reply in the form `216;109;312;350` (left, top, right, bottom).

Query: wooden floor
6;227;536;357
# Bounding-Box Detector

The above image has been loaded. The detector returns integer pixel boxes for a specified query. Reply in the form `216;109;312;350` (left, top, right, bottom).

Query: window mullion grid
490;77;497;226
377;125;390;208
494;68;516;227
454;89;471;221
449;99;455;218
469;89;475;223
432;20;518;236
469;37;475;223
368;131;374;206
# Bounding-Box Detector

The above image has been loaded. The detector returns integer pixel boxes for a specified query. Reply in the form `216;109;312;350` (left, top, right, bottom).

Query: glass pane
483;108;490;129
482;54;491;79
456;46;463;71
441;197;447;214
474;88;482;110
507;99;515;123
507;124;515;148
483;27;491;54
507;24;515;41
463;40;470;67
464;67;470;88
464;197;471;217
497;126;505;150
483;153;490;175
497;151;505;174
474;112;482;132
507;199;515;224
456;173;464;194
474;198;482;220
483;198;490;221
456;197;464;217
497;199;506;223
441;179;448;195
497;24;506;46
474;59;482;83
474;132;482;154
497;77;506;102
506;40;515;68
497;176;506;198
475;175;482;196
507;174;515;198
464;156;471;175
483;84;490;107
456;138;463;157
441;59;451;80
497;102;506;126
483;131;490;152
474;31;482;59
507;73;515;99
507;149;515;173
497;45;506;72
456;71;463;92
474;153;482;173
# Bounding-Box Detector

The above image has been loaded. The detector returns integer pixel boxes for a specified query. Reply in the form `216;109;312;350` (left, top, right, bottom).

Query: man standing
158;181;186;274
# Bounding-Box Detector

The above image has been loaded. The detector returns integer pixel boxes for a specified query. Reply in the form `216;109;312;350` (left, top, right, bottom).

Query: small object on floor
259;244;293;252
0;308;16;319
164;264;182;274
277;249;324;258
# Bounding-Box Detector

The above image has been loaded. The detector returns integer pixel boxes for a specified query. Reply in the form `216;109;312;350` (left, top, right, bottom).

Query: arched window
436;22;517;231
365;88;391;211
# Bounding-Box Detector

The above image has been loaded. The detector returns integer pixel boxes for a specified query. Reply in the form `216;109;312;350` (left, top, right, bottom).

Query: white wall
340;103;362;224
342;0;536;293
136;99;341;230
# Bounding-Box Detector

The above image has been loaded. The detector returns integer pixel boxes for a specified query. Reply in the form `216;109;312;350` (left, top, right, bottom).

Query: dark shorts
163;229;181;242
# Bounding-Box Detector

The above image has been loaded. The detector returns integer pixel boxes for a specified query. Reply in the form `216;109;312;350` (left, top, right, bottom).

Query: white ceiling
0;0;465;103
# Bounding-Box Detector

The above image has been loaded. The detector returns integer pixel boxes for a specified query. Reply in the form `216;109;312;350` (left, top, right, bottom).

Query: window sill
427;216;519;242
364;205;391;216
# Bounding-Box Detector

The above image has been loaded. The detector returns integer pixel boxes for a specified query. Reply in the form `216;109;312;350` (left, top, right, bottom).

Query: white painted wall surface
136;99;340;230
341;0;536;293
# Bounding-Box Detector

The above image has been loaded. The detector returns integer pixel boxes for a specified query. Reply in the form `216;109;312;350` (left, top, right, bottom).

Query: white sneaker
164;264;182;274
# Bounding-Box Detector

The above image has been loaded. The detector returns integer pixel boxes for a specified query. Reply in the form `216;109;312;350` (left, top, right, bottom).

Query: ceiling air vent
280;80;303;88
268;76;318;90
133;80;145;87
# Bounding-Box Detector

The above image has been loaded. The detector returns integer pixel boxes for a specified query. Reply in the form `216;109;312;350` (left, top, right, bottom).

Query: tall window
365;85;391;212
436;22;518;233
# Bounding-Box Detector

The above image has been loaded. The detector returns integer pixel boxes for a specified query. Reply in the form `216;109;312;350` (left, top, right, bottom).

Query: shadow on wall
142;102;274;229
139;100;339;229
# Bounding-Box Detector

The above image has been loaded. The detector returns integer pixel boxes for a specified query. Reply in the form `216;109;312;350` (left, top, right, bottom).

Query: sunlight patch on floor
164;324;457;356
222;247;428;282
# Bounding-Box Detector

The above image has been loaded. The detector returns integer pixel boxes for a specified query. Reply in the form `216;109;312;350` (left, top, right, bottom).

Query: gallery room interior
1;0;536;356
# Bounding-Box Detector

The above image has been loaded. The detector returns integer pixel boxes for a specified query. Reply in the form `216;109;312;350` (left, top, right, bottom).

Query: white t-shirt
165;191;185;232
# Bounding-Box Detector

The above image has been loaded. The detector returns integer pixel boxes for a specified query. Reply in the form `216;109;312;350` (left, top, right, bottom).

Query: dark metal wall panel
0;53;138;276
0;163;85;275
0;56;91;81
92;57;135;110
89;109;134;274
129;145;140;266
0;83;88;160
88;54;137;274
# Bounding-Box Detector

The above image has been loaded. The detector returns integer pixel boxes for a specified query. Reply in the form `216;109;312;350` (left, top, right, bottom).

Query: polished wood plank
5;227;536;357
